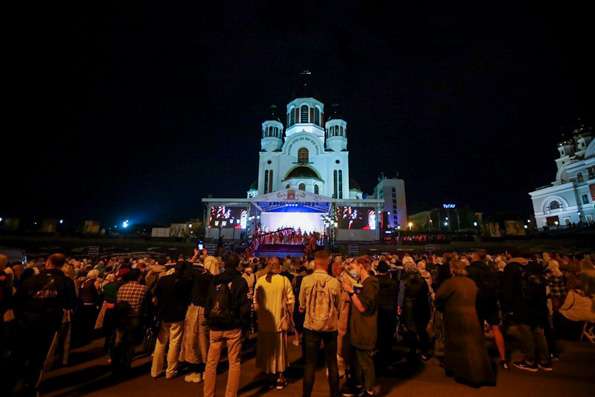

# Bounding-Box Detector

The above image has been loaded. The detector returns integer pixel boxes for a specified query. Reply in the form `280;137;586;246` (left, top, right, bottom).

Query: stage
202;189;383;242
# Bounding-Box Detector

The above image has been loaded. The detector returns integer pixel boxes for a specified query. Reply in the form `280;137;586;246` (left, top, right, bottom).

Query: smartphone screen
198;242;204;250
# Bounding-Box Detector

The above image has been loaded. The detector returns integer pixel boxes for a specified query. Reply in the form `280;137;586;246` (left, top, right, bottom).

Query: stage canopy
252;189;331;213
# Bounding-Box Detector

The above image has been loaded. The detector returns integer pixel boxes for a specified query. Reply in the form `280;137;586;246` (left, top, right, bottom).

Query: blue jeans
303;329;339;397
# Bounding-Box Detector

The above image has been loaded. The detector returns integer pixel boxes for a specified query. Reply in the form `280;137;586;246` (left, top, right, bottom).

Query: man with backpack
299;250;341;397
203;252;250;397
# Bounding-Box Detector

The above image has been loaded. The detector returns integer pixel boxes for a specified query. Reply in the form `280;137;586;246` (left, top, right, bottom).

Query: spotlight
122;220;130;229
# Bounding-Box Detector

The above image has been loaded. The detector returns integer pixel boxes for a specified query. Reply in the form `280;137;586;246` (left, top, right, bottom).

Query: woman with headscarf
254;257;295;389
435;259;495;387
401;260;432;362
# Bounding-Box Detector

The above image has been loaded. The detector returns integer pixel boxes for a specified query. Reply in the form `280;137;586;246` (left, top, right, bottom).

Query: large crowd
1;248;595;397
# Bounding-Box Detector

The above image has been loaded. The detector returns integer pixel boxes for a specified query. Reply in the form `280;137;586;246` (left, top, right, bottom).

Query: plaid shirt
117;281;148;317
545;274;567;300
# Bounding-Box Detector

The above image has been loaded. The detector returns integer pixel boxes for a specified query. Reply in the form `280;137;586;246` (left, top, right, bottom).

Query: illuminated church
203;76;407;244
246;97;360;200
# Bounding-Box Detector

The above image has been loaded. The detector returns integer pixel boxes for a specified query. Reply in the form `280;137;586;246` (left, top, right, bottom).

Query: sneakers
184;372;203;383
499;360;510;370
513;360;538;373
538;362;553;372
275;375;288;390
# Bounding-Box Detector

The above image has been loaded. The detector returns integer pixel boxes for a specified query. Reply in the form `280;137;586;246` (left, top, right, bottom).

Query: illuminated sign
442;203;456;209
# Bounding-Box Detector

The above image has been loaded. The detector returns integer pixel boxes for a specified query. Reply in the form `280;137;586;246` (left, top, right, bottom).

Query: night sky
4;2;594;225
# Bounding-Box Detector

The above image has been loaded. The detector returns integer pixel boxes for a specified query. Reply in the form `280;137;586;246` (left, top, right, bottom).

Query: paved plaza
41;338;595;397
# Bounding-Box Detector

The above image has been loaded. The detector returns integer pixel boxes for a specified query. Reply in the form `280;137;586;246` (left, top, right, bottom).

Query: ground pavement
41;338;595;397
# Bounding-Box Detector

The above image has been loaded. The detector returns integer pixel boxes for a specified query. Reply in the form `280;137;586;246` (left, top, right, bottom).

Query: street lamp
408;222;413;231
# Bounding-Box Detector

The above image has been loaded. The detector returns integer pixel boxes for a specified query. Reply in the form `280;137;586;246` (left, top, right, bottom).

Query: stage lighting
59;219;64;224
122;220;130;229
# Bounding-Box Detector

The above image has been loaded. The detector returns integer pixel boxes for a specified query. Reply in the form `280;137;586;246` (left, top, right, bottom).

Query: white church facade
202;85;407;243
529;123;595;229
246;97;359;200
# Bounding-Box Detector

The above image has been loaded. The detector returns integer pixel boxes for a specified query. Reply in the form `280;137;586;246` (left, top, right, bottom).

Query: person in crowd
341;256;379;397
254;256;295;389
401;260;432;362
0;255;16;396
151;261;192;379
78;269;100;346
180;250;213;383
435;259;495;387
375;260;399;367
466;252;508;369
544;257;567;359
112;268;150;376
504;259;552;372
299;250;341;397
291;261;307;346
99;273;120;360
14;253;76;395
336;259;356;383
204;253;250;397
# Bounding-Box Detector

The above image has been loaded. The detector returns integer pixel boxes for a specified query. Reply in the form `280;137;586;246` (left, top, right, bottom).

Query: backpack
306;278;336;331
33;276;59;300
208;282;234;328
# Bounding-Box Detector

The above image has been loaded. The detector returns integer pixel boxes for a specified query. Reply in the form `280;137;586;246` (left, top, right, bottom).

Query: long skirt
256;331;288;374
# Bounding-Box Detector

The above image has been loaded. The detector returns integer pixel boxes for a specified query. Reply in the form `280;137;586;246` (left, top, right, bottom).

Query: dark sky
4;1;594;225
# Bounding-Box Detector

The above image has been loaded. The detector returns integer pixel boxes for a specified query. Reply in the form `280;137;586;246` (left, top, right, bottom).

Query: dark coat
435;276;495;386
206;268;250;331
154;272;192;323
402;271;431;331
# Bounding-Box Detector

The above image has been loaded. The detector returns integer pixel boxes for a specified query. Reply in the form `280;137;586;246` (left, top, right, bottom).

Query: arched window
315;108;320;125
549;200;561;210
333;170;338;198
309;107;314;124
577;173;584;183
264;170;269;193
298;147;309;163
300;105;309;123
268;170;273;193
294;108;300;124
299;183;306;191
289;110;294;126
314;184;319;194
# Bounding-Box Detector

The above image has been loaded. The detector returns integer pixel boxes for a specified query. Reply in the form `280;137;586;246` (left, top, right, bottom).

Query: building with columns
529;122;595;229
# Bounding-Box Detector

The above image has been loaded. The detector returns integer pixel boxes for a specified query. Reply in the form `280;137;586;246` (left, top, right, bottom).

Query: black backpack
208;282;234;328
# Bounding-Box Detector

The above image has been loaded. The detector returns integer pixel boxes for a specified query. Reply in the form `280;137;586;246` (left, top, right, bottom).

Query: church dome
283;166;323;181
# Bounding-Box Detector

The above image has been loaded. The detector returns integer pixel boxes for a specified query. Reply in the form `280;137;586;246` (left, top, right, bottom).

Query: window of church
314;184;319;194
338;170;343;198
309;107;314;124
333;170;338;198
315;107;320;125
264;170;269;193
549;200;561;210
294;108;300;124
268;170;273;193
582;194;589;204
300;105;309;123
298;147;309;163
289;109;294;126
299;183;306;191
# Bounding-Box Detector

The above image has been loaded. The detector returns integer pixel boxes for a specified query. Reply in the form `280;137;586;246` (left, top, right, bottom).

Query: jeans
517;324;549;364
353;347;375;391
112;317;143;375
303;329;339;397
203;328;242;397
151;321;184;378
